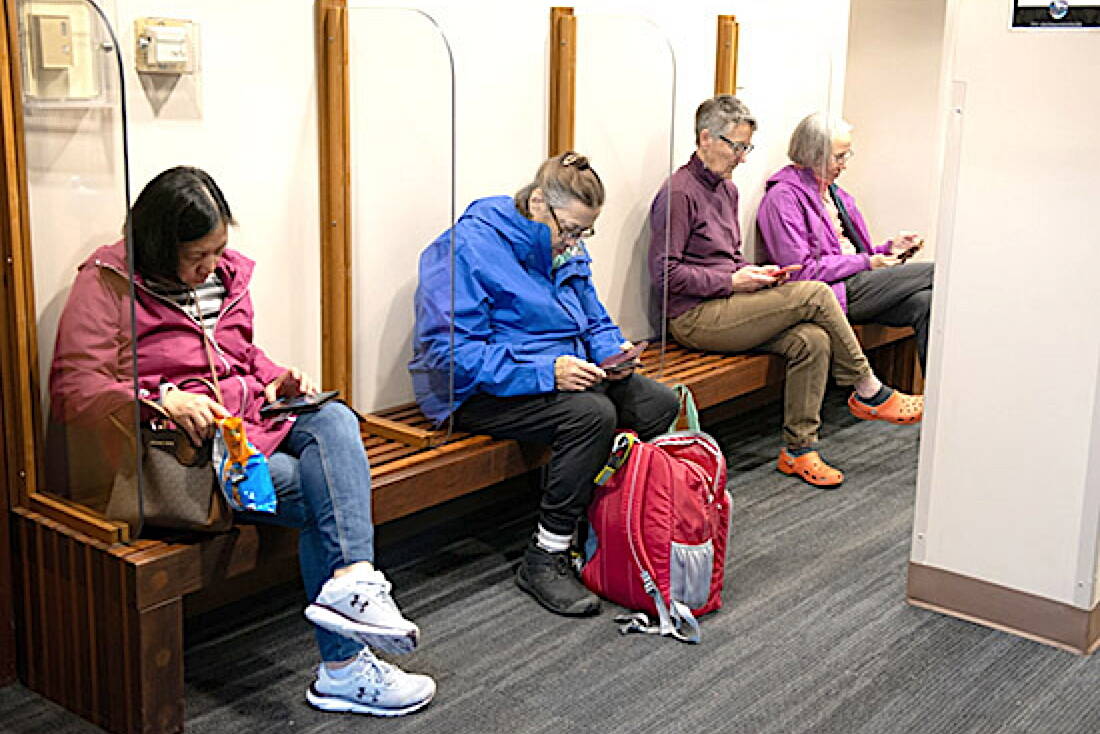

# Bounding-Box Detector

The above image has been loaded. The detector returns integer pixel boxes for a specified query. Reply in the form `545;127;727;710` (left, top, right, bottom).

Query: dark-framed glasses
718;134;754;156
547;204;595;241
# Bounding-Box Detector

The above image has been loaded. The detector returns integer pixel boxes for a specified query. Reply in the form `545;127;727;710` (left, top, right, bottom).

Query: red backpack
581;387;730;643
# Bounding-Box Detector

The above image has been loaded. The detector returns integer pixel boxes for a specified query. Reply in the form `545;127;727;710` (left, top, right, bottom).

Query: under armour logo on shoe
349;594;370;613
357;686;366;699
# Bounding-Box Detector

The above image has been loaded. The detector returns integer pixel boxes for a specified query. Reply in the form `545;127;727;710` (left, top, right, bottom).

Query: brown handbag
106;398;233;534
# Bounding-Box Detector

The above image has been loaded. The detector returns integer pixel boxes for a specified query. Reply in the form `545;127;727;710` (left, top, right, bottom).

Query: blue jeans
238;402;374;662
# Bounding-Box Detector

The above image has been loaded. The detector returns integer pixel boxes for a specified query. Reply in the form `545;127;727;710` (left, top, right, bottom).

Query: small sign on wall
1013;1;1100;27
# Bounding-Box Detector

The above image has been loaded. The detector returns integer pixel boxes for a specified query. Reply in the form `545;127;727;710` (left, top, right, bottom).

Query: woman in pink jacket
49;166;433;717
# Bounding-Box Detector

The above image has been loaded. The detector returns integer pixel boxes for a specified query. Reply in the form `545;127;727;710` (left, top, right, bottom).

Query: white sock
536;525;572;553
854;373;883;399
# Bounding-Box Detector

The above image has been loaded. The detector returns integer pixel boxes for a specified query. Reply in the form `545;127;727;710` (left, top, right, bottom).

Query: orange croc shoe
777;448;844;489
848;390;924;425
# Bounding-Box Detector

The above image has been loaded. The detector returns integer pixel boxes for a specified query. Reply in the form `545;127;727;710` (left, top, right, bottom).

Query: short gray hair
788;113;852;170
694;95;757;144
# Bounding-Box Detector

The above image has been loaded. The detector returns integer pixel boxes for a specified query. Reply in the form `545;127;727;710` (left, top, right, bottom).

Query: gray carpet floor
4;389;1100;733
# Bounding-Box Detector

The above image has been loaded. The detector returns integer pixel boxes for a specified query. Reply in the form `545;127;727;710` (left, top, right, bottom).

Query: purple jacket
757;165;891;311
649;154;749;320
49;240;293;457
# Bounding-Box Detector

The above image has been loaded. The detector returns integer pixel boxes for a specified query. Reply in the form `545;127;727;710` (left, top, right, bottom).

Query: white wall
24;0;853;415
842;0;946;255
912;0;1100;608
346;0;852;410
26;0;320;408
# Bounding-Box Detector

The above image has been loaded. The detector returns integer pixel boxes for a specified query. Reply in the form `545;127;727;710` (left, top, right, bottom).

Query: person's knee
315;401;359;431
909;289;933;320
560;392;617;439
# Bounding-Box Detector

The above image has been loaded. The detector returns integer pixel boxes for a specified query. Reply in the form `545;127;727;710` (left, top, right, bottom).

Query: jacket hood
765;164;820;196
82;238;256;296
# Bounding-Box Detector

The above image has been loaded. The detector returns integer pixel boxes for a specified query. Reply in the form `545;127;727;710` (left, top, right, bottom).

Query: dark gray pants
454;374;679;535
844;262;934;369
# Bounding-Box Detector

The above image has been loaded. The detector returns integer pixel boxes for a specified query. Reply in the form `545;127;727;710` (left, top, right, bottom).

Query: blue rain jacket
410;196;625;423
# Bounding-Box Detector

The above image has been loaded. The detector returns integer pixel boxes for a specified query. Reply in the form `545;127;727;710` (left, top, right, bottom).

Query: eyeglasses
718;134;754;156
833;149;855;164
547;204;595;242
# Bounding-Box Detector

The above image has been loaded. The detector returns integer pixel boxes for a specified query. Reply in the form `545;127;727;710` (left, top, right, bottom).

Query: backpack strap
669;384;701;433
594;432;638;485
612;589;701;644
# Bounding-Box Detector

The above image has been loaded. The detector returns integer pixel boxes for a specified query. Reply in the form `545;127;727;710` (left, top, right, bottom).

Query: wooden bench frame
0;4;922;733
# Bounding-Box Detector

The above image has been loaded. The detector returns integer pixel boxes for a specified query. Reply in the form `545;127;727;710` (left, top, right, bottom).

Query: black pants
454;374;680;535
844;262;934;370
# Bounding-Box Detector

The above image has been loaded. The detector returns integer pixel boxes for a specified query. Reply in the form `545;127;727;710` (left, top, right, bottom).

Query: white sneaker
304;567;420;654
307;648;435;717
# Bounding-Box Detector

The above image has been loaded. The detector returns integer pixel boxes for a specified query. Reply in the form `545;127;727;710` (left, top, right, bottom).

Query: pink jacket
49;240;294;456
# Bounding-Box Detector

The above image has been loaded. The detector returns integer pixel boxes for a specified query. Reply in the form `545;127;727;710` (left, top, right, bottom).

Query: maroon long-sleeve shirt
649;153;749;320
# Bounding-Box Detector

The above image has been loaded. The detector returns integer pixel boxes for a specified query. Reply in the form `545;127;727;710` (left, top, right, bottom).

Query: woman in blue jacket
411;152;679;617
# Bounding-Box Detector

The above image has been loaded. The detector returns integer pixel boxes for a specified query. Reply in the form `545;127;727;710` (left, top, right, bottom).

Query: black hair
126;166;234;285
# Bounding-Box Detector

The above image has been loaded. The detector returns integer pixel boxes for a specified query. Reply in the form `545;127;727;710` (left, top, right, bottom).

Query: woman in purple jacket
757;113;934;369
49;167;433;717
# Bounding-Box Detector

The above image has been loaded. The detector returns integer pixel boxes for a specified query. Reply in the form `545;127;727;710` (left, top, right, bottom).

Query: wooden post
315;0;353;402
714;14;739;96
13;509;200;733
0;0;20;687
549;7;576;156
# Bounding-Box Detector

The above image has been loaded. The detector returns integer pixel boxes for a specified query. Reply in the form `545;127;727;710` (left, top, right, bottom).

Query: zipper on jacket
98;259;253;414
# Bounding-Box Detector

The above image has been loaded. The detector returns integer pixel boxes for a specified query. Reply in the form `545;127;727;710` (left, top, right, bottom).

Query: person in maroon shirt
649;96;922;489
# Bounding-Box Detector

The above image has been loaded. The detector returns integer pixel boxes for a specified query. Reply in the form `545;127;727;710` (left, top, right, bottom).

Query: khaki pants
669;280;871;448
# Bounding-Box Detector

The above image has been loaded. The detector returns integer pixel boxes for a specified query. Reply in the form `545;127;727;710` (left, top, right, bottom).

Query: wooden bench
13;324;918;734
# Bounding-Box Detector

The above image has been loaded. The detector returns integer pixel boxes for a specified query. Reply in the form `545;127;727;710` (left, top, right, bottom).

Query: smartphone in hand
260;390;340;417
897;239;924;263
600;341;648;374
768;264;803;278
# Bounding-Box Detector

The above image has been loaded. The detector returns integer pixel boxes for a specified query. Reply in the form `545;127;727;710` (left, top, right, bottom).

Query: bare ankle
333;561;374;579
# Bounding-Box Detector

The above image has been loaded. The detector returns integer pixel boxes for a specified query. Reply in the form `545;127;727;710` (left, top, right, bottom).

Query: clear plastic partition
573;12;676;378
19;0;144;534
347;5;456;434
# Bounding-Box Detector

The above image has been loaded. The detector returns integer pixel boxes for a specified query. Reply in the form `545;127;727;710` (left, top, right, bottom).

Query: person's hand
870;254;900;270
731;266;777;293
161;389;231;445
264;368;318;404
555;355;606;391
890;231;922;257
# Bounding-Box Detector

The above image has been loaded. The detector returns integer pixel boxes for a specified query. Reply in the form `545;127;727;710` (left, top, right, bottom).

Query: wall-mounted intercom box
20;0;110;104
134;18;195;75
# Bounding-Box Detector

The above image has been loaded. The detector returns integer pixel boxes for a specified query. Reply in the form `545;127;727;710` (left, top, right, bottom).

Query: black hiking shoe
515;541;601;617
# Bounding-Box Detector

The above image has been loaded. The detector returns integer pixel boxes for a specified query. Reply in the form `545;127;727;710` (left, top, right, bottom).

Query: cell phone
768;264;803;278
260;389;340;417
600;341;648;372
897;239;923;263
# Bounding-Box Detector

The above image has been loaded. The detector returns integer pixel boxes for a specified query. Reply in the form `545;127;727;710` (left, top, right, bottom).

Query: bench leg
867;336;924;395
13;510;187;734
